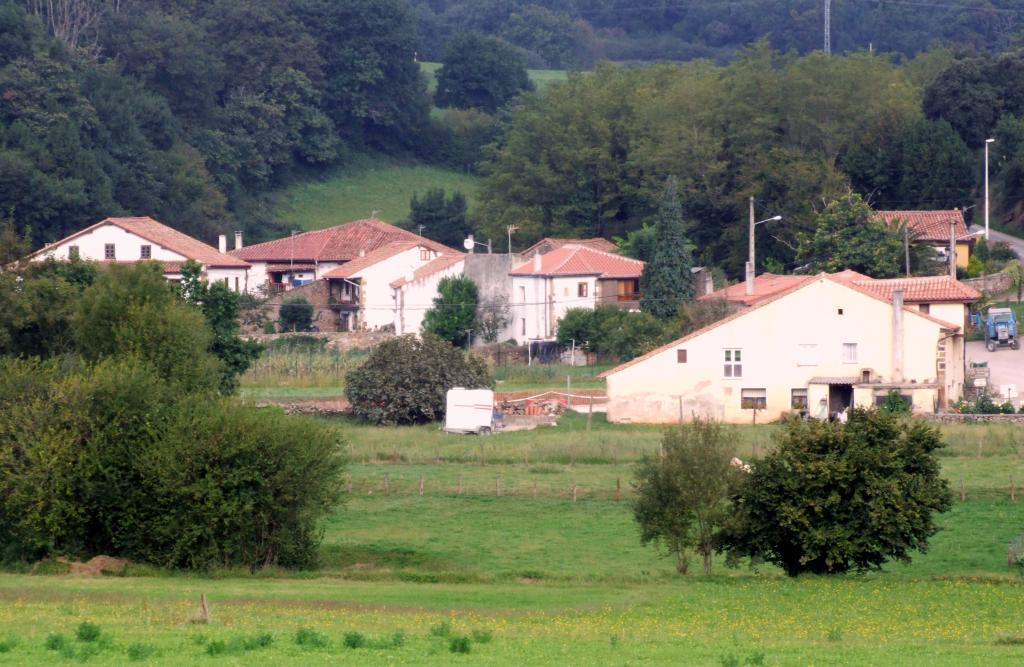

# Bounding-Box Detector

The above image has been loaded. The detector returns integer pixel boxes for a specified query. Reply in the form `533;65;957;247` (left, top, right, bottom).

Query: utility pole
985;138;995;241
949;219;957;279
824;0;831;55
746;196;755;296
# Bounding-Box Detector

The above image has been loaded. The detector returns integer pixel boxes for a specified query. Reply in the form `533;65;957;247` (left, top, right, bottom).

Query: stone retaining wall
964;270;1014;295
244;330;392;352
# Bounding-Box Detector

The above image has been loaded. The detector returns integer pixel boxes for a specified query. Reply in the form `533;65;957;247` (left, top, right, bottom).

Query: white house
602;272;974;424
390;254;467;335
230;218;456;294
319;241;463;331
509;244;645;341
25;216;251;291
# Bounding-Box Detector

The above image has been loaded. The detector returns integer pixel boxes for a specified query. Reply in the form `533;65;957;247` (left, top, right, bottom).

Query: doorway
828;383;853;416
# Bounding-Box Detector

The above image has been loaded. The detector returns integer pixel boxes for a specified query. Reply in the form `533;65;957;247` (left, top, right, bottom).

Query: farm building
602;272;978;424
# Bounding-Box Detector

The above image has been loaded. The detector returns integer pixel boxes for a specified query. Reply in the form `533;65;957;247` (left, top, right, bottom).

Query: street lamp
289;230;300;287
746;195;783;296
462;234;492;254
985;138;995;241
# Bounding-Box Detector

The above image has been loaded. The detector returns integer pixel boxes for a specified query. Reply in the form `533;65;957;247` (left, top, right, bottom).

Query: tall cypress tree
640;176;695;320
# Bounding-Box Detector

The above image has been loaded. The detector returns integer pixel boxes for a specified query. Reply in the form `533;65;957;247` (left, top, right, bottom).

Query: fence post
587;399;593;433
346;478;353;495
533;481;538;499
960;478;965;502
496;477;502;497
419;476;424;496
615;477;621;501
572;482;577;502
457;474;463;496
384;474;390;496
1012;477;1017;502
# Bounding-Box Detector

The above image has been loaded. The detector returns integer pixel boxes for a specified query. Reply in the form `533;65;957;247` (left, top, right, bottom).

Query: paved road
969;224;1024;259
966;340;1024;402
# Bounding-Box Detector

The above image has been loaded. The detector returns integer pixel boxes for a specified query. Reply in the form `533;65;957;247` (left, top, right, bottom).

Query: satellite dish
463;237;474;251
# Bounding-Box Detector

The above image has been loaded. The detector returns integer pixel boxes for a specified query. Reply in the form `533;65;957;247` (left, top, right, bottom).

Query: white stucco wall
393;259;466;335
511;274;599;341
606;277;960;424
35;224;187;263
207;267;250;293
354;247;441;330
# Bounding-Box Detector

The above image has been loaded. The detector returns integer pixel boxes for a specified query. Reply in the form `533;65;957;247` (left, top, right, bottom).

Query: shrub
294;628;329;648
279;296;314;332
720;410;953;576
422;276;478;346
878;390;911;414
470;630;492;644
126;643;156;661
633;418;741;574
556;306;672;360
343;632;366;649
346;334;492;425
430;621;452;637
0;637;15;653
76;623;101;642
999;401;1016;414
448;635;472;654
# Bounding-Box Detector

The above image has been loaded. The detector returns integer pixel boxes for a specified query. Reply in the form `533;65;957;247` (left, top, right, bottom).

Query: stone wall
464;253;523;343
244;330;392;352
251;281;338;332
924;413;1024;423
964;269;1014;296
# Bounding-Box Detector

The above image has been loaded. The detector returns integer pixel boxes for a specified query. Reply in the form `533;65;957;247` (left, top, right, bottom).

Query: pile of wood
500;399;566;416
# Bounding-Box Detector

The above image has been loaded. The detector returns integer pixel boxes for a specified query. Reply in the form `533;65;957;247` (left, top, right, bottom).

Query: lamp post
746;195;783;296
985;138;995;241
289;229;300;288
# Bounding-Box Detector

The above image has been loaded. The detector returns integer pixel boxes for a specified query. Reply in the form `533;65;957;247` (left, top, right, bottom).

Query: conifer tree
640;176;695;319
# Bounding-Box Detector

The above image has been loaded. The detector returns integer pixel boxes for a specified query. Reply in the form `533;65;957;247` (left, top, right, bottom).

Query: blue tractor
985;307;1019;352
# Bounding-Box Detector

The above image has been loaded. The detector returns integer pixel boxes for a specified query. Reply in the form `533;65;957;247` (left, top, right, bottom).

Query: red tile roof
601;273;962;379
843;275;980;303
698;273;807;306
510;245;643;279
521;237;618;258
391;253;466;288
321;242;421;279
264;263;317;272
230;218;455;262
875;210;968;243
29;217;249;268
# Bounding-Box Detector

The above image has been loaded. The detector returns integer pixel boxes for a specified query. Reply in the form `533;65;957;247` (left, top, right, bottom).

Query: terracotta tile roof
697;273;807;306
321;242;421;280
391;253;466;288
521;237;618;257
264;263;317;272
875;210;968;243
230;218;455;262
807;376;862;384
29;217;249;268
844;275;980;303
510;245;644;279
601;273;961;379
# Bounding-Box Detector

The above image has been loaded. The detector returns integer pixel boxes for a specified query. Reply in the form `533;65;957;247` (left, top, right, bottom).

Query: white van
444;388;496;434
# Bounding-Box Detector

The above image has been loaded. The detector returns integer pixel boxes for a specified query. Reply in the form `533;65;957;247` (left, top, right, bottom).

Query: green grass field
420;62;568;94
2;415;1023;664
273;156;480;231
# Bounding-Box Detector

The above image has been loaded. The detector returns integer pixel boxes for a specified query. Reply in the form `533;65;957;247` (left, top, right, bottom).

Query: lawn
2;416;1023;665
420;61;568;94
272;155;480;231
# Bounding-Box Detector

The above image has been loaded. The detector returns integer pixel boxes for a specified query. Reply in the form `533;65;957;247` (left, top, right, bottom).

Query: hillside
272;158;480;230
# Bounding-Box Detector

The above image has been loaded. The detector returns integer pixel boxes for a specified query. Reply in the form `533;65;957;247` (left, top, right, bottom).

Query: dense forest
6;0;1024;279
411;0;1024;67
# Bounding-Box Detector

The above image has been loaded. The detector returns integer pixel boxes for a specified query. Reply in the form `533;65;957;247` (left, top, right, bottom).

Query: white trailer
444;388;495;434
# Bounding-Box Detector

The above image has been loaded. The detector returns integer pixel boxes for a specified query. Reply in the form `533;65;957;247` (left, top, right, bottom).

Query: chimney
533;252;542;273
359;248;366;258
234;230;243;250
218;234;227;254
892;289;904;383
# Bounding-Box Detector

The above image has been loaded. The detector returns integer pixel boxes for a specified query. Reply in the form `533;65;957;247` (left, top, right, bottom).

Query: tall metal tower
824;0;831;55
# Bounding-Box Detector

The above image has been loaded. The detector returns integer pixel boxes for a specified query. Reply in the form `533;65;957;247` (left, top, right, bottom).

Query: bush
1000;401;1017;414
448;635;472;654
720;410;952;576
346;334;492;425
279;296;314;332
422;276;478;347
76;623;101;643
343;632;366;649
555;306;672;361
0;357;345;570
294;628;329;648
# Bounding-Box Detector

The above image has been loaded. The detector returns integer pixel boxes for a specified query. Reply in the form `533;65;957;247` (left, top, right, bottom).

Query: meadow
2;413;1023;665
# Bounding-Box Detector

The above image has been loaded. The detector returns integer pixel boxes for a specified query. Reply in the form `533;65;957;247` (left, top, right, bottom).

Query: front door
828;384;854;416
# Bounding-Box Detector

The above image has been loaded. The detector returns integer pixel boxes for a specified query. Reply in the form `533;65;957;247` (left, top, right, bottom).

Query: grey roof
807;377;861;385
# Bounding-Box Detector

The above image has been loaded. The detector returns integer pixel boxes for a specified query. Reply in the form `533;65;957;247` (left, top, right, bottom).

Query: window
104;243;115;260
920;303;930;314
797;343;819;366
518;286;526;304
741;388;766;409
420;248;431;261
724;349;742;378
577;282;588;298
68;245;79;259
842;343;858;364
837;308;844;315
791;388;808;410
677;349;687;363
521;318;526;335
140;244;151;259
